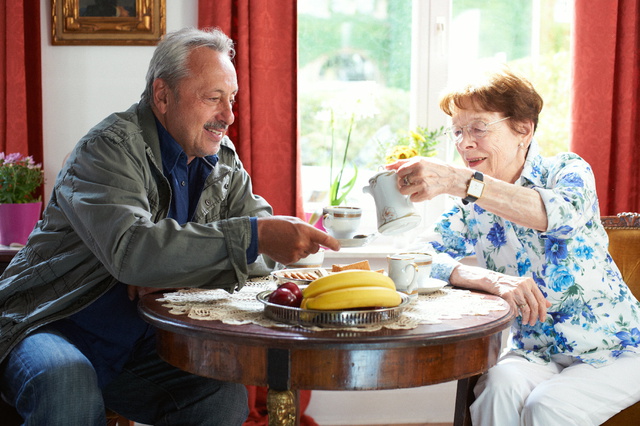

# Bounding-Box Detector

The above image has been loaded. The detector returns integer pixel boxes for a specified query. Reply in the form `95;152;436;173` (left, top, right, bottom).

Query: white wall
38;2;460;424
39;0;198;200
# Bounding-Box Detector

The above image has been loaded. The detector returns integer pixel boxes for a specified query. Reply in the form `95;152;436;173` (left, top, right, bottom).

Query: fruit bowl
256;290;411;328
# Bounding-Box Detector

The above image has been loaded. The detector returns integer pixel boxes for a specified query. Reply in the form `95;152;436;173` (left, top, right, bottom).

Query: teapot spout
362;185;371;194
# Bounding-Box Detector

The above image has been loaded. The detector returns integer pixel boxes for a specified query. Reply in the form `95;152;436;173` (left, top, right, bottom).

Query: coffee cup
363;170;421;235
287;248;325;269
322;206;362;239
395;252;432;288
387;253;419;294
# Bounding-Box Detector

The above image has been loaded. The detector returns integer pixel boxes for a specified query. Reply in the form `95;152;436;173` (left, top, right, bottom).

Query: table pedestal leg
454;375;480;426
266;388;297;426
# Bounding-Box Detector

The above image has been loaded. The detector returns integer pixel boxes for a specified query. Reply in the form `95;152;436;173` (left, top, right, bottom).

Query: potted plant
0;152;44;246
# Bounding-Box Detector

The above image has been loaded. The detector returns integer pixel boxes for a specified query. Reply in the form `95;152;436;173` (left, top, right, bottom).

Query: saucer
338;234;377;248
378;214;421;235
416;278;448;294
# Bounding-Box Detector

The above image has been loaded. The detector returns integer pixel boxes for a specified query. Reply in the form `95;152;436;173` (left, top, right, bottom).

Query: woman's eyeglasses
444;117;510;144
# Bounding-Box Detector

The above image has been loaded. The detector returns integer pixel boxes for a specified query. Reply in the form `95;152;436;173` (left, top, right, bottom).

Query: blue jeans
0;326;248;426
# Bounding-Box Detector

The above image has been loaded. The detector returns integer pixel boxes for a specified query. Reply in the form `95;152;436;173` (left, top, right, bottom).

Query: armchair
600;213;640;424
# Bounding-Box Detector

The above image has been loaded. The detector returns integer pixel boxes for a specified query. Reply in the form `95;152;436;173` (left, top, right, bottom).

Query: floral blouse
425;139;640;367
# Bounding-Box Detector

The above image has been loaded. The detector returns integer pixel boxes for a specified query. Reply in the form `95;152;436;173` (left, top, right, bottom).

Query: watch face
468;179;484;198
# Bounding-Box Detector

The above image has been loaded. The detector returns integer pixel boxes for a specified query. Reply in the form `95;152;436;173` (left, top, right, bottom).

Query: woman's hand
451;265;551;326
385;157;466;203
489;273;551;326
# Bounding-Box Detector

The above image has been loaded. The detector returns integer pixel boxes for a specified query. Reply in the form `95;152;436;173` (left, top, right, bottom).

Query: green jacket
0;103;274;363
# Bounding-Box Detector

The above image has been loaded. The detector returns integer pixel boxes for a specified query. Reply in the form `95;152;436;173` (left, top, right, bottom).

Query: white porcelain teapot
363;170;421;235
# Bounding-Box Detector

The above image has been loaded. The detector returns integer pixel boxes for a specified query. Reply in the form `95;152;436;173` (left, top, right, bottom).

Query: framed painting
51;0;166;46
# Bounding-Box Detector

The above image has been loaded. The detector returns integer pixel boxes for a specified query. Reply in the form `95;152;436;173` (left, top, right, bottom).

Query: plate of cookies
271;260;382;285
271;268;330;284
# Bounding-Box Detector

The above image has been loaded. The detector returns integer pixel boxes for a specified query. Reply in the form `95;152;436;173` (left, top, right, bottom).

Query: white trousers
469;351;640;426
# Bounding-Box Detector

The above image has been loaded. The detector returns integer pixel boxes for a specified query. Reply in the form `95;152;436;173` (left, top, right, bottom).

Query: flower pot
0;202;42;246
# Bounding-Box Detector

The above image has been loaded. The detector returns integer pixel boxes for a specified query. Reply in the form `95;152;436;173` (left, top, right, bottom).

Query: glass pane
450;0;572;157
298;0;413;223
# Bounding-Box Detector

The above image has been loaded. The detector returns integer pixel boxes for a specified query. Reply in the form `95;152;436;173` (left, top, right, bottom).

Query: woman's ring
518;304;527;309
403;175;411;186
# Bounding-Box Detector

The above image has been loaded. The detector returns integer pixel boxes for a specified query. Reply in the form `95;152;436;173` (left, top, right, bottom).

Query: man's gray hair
140;27;235;106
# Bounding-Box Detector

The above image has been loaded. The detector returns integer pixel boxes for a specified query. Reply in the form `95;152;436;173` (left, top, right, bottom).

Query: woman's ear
515;119;534;146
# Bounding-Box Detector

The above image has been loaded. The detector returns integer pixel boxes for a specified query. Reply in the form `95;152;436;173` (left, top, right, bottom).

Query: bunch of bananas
301;270;401;310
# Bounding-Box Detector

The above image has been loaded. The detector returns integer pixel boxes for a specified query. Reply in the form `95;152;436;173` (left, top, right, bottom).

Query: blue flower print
549;310;571;323
487;222;507;248
545;237;568;264
473;203;485;214
581;304;597;323
553;225;574;237
547;263;575;292
560;172;584;188
532;272;548;290
517;256;531;276
573;236;594;260
616;328;640;348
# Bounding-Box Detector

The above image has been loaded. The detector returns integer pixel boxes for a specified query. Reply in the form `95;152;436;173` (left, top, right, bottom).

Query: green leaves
329;109;358;206
329;165;358;206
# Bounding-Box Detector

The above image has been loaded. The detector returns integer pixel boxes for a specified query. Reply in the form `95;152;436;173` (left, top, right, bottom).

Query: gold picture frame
52;0;166;46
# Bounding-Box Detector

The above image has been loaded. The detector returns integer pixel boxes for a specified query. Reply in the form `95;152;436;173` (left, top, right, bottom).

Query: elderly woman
386;68;640;425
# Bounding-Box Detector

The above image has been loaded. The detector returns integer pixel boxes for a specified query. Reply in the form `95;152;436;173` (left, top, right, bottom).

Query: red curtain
198;2;314;424
198;0;302;218
570;0;640;215
0;1;43;166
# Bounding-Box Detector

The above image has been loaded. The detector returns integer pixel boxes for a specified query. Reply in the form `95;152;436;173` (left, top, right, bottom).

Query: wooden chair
600;212;640;424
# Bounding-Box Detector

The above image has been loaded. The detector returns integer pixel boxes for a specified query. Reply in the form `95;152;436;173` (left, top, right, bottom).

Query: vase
0;202;42;246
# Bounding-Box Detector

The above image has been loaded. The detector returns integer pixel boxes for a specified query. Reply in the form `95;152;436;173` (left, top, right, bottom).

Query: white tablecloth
158;277;508;332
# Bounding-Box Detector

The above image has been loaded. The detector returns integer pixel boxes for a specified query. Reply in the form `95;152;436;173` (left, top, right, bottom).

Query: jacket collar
136;102;164;172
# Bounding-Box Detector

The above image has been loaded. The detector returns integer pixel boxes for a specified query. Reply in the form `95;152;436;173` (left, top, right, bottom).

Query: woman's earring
519;142;524;148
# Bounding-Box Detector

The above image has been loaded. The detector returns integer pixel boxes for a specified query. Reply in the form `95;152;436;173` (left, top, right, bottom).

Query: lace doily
158;277;508;332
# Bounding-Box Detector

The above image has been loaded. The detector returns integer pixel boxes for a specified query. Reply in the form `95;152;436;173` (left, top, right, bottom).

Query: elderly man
0;27;338;425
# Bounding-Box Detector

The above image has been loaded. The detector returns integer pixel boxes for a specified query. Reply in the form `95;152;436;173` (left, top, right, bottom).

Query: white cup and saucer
387;252;444;295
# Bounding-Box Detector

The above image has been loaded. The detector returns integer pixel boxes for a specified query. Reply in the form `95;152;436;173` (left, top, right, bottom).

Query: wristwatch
462;171;484;205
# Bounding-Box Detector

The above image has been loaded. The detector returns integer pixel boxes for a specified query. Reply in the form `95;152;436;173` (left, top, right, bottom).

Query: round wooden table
139;292;514;426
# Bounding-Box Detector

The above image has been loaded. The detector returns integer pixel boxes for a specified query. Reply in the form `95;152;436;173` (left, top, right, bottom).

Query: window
449;0;573;158
298;0;572;235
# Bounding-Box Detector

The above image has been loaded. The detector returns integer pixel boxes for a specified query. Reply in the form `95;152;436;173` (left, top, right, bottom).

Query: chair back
600;213;640;426
601;213;640;296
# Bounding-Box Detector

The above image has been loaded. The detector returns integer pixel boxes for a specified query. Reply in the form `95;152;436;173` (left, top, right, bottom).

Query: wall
38;1;460;424
39;0;198;199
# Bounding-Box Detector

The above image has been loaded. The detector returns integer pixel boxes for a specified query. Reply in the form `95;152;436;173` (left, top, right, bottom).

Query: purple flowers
0;152;44;204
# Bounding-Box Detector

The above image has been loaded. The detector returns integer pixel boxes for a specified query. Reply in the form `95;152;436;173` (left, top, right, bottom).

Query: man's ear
152;79;170;114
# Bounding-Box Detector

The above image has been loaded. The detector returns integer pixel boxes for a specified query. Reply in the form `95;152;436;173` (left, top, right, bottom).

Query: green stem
336;111;356;195
329;109;336;197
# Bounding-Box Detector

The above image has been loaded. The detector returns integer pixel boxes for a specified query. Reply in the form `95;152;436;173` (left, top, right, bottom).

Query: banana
303;269;395;298
304;286;402;310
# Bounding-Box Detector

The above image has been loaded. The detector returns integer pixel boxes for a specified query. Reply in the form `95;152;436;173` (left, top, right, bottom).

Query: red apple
267;286;300;307
278;282;303;304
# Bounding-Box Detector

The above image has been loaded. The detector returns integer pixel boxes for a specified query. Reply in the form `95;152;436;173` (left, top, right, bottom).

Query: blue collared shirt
156;120;217;224
156;120;258;261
